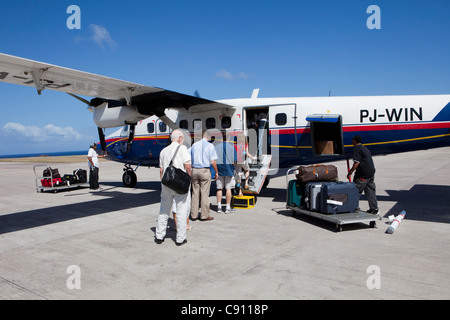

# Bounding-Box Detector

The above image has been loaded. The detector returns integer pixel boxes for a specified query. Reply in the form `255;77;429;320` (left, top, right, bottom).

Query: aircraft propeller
67;93;107;152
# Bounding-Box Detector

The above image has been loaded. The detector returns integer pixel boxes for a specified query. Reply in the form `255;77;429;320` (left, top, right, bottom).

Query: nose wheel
122;166;137;188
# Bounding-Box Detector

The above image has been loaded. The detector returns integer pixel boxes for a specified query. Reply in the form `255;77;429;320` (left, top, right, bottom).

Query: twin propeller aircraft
1;53;449;192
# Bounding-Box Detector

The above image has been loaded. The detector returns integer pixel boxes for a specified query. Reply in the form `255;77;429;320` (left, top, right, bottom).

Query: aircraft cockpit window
159;122;167;133
147;123;155;133
179;120;188;130
221;116;231;129
206;117;216;129
275;113;287;126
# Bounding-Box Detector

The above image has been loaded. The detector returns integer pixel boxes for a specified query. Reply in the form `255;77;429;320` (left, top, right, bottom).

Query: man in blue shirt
190;131;219;221
215;132;237;214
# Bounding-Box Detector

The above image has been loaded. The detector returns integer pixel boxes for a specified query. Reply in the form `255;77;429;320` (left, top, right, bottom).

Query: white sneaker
217;207;223;213
225;208;236;214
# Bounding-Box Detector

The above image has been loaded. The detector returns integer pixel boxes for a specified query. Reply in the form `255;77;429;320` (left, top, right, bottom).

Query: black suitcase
319;181;359;214
74;169;87;183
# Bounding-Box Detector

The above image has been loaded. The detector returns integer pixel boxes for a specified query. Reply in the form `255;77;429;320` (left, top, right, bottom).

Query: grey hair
171;129;184;141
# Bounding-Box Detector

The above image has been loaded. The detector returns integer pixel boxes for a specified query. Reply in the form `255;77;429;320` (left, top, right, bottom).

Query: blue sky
1;0;449;155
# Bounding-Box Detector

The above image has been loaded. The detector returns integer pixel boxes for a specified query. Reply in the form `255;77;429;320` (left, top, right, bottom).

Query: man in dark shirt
347;135;379;214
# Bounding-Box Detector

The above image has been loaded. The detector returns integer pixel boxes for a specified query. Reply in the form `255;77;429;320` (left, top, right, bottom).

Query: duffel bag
296;164;338;183
43;167;61;179
63;174;78;184
41;178;63;187
73;169;87;183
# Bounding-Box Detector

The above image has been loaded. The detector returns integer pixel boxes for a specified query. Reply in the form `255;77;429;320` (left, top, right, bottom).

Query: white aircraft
1;53;449;192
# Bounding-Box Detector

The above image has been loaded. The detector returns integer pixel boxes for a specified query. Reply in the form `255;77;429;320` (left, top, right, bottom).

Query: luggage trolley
285;167;379;232
34;164;88;193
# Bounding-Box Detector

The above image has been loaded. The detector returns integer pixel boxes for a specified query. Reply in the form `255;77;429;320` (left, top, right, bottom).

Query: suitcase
296;164;338;183
305;182;323;211
73;169;87;183
287;180;306;208
319;181;359;214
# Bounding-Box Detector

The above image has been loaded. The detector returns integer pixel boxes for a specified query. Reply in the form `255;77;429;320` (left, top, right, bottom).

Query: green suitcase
287;180;306;208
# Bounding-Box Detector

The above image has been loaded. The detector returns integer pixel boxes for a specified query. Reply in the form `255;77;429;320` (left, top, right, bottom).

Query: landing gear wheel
122;170;137;188
370;221;376;228
336;224;343;232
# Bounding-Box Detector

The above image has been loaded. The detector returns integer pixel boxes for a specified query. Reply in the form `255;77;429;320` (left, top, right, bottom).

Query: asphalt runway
0;147;449;300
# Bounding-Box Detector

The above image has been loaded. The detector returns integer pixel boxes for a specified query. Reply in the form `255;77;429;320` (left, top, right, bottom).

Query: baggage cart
286;167;379;232
34;164;88;193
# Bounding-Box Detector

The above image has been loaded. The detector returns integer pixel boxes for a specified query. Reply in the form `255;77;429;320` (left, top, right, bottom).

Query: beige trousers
190;168;212;219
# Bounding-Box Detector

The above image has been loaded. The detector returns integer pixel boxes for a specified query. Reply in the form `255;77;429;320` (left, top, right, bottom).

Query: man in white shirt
87;143;107;190
155;129;192;246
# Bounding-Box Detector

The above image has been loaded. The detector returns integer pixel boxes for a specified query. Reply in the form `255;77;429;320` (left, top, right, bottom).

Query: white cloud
75;24;117;50
90;24;117;49
215;69;234;81
215;69;251;82
2;122;85;143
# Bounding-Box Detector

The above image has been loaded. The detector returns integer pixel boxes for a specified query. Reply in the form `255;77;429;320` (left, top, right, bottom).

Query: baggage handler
347;135;379;214
87;143;107;190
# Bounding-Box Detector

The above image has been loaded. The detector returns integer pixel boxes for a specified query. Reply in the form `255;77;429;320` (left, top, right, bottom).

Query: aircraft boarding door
241;106;278;195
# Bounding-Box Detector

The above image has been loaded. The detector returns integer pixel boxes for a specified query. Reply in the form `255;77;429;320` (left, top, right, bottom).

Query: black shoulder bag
161;145;191;194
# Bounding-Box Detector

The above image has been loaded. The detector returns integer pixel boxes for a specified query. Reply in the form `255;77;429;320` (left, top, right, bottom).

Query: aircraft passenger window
159;122;167;133
221;116;231;129
179;120;188;130
275;113;287;126
206;117;216;129
147;123;155;133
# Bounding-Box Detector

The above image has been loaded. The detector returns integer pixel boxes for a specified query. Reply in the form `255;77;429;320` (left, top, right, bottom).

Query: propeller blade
66;93;90;105
98;127;106;152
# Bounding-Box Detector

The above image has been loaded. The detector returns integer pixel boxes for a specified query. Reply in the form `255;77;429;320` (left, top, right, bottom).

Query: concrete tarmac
0;147;449;300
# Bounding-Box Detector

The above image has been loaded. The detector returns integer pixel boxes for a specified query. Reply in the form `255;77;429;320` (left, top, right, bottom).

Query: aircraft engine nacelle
92;102;147;128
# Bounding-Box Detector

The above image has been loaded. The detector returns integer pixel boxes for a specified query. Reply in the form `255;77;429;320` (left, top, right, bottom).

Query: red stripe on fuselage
106;121;450;143
270;121;450;135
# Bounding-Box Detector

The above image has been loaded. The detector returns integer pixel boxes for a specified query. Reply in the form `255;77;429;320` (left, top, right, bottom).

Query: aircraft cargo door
306;114;344;156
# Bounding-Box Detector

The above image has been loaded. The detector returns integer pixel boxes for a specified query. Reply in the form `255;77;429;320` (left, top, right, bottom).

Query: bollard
386;210;406;234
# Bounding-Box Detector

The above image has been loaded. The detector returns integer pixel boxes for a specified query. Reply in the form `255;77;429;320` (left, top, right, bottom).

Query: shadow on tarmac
0;185;161;235
382;184;450;224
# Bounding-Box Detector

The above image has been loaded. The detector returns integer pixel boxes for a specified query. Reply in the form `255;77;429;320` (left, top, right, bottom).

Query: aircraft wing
0;53;231;112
